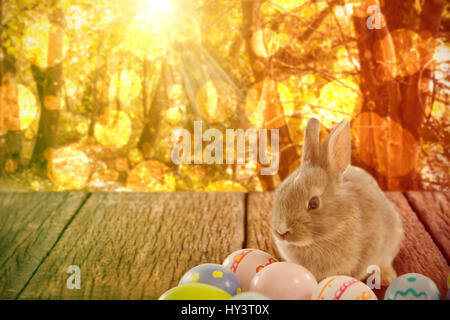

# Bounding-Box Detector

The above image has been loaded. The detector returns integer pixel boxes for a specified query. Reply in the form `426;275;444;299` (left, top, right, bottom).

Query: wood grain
0;192;88;299
386;192;449;299
404;191;449;262
18;192;245;299
247;192;449;300
246;192;281;260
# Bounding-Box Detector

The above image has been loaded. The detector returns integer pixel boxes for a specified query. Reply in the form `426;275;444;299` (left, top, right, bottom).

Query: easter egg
249;262;317;300
384;273;441;300
312;275;377;300
222;248;277;291
179;263;241;296
159;283;231;300
446;290;450;300
230;292;271;300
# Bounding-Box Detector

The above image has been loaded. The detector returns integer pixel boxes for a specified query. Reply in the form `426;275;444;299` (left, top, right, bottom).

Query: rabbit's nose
276;228;291;238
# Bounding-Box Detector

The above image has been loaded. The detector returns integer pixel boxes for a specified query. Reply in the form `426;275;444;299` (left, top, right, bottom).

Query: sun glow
143;0;171;15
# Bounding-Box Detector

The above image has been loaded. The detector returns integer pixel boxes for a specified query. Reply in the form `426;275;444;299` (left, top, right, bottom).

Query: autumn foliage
0;0;448;191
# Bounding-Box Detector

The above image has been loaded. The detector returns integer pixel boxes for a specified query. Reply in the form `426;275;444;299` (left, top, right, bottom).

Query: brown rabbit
271;118;403;285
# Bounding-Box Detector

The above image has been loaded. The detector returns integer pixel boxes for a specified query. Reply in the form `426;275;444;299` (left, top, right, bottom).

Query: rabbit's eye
308;196;320;210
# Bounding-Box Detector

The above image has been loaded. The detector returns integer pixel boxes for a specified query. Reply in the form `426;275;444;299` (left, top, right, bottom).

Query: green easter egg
158;283;232;300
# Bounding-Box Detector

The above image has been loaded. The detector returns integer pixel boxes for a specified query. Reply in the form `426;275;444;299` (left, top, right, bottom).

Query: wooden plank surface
2;191;448;300
386;192;449;299
0;192;88;299
247;192;450;300
246;192;282;260
404;191;449;262
18;192;245;299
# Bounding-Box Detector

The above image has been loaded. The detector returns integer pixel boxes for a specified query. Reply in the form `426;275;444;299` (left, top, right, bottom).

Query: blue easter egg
384;273;441;300
231;292;271;300
179;263;241;296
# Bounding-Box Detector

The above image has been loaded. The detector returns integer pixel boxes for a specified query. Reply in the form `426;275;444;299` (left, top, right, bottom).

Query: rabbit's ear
319;119;351;177
302;118;320;166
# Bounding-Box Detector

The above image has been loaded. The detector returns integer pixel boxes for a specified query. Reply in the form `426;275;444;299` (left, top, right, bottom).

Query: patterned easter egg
384;273;441;300
159;283;231;300
222;249;277;291
312;275;377;300
231;292;271;300
250;262;318;300
179;263;241;296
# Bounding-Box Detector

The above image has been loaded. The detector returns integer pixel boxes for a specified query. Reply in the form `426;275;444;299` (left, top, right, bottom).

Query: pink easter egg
312;275;377;300
222;249;277;291
249;262;317;300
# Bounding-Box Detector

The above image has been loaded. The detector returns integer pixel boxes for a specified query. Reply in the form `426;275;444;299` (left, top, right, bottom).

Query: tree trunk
138;60;167;159
242;0;300;190
88;33;105;139
0;41;22;175
352;0;444;190
32;0;64;164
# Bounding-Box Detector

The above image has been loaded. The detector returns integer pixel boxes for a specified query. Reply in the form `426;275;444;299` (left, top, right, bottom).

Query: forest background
0;0;448;192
